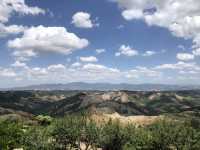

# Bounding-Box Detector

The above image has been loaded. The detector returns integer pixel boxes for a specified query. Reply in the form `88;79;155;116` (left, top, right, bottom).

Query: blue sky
0;0;200;88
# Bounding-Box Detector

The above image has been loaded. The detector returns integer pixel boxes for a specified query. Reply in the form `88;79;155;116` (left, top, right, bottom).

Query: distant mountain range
1;82;200;91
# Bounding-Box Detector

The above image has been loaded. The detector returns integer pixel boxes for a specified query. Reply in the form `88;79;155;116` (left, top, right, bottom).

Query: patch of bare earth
91;112;161;126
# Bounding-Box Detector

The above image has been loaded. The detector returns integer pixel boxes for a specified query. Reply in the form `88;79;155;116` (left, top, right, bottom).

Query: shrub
99;119;130;150
148;120;200;150
35;115;53;125
123;125;153;150
0;114;199;150
0;121;24;150
21;126;53;150
51;115;86;149
82;119;100;150
189;117;200;129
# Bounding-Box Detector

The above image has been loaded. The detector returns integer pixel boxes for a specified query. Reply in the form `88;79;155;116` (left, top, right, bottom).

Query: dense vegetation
0;114;200;150
0;90;200;149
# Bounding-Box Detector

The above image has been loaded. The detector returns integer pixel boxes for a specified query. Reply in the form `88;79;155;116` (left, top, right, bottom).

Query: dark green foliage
99;119;129;150
0;115;200;150
50;114;101;150
82;119;100;150
50;115;86;149
21;126;53;150
0;121;24;150
123;125;152;150
148;120;200;150
189;117;200;129
35;115;53;125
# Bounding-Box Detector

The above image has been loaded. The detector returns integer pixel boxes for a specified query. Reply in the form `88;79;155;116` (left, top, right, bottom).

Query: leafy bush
99;119;130;150
0;115;200;150
0;121;24;150
35;115;53;125
148;120;200;150
50;115;86;149
82;119;100;150
123;125;152;150
21;126;53;150
190;117;200;129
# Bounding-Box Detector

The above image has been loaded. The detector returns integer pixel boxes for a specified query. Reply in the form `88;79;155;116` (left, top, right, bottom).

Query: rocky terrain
0;90;199;121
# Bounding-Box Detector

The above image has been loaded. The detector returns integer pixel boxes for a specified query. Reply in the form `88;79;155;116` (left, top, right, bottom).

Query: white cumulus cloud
0;23;26;37
115;45;138;57
0;0;45;23
143;51;156;56
96;49;106;54
11;61;27;68
0;68;16;77
47;64;66;72
80;56;98;62
72;12;97;28
155;61;200;71
8;25;89;61
111;0;200;58
193;48;200;56
176;53;194;61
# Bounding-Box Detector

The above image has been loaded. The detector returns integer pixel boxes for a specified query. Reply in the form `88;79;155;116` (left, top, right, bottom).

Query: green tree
35;115;53;126
0;121;24;150
82;119;100;150
148;120;200;150
123;125;152;150
99;119;129;150
21;126;53;150
51;115;86;149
